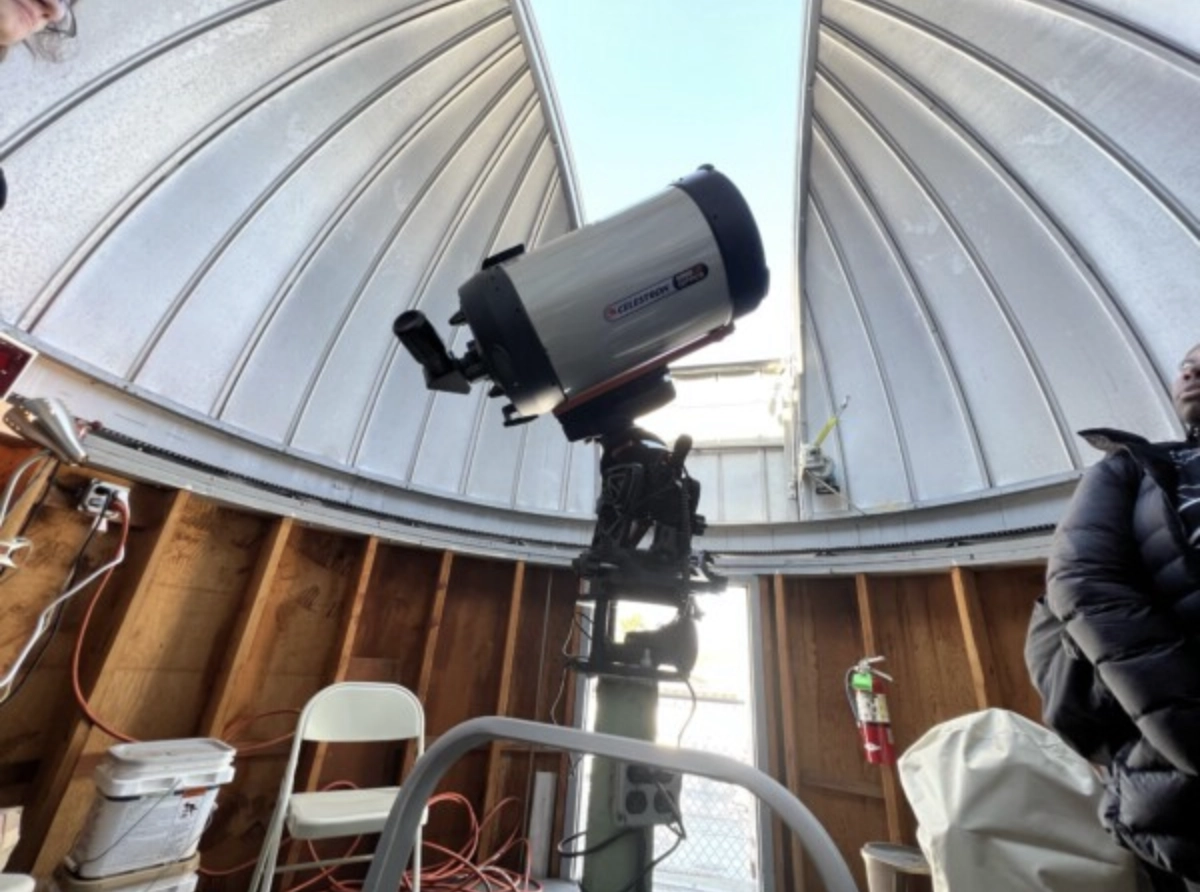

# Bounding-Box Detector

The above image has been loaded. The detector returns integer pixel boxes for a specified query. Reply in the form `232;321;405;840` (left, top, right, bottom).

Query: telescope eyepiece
394;310;471;394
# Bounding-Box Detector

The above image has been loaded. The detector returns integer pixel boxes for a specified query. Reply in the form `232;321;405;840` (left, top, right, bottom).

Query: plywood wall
0;450;580;887
0;444;1051;892
759;566;1046;892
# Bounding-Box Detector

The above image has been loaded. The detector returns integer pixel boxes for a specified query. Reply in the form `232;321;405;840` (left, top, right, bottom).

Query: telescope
395;165;768;681
395;165;768;442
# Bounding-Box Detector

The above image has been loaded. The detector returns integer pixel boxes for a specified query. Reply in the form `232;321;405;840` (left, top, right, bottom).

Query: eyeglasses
43;0;76;39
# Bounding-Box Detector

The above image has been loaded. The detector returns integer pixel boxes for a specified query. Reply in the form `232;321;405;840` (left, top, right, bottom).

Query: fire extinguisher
846;656;895;765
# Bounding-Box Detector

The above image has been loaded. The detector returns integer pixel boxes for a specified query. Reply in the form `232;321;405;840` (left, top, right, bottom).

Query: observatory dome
1;0;1197;570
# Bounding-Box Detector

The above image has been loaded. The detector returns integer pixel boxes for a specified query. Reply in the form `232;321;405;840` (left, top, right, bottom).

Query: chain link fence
653;692;759;892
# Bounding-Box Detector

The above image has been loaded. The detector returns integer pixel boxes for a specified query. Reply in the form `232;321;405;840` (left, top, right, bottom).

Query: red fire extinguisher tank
847;656;896;766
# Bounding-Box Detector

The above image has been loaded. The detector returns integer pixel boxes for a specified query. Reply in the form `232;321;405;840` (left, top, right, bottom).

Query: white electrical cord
0;536;33;570
0;509;126;704
0;449;51;529
0;450;52;576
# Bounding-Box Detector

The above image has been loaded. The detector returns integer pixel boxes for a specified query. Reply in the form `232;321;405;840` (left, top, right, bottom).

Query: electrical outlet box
78;480;130;520
613;762;682;827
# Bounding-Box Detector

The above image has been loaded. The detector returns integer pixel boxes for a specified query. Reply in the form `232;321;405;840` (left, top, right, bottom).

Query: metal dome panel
1;0;599;521
799;0;1197;519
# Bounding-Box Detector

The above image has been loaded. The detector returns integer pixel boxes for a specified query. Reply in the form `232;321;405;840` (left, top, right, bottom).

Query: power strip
613;762;682;827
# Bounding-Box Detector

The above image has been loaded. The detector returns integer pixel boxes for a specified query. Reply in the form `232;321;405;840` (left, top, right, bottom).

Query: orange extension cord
66;502;541;891
198;791;539;892
69;499;134;743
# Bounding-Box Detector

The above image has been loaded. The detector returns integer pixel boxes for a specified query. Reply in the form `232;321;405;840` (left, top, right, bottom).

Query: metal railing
361;716;859;892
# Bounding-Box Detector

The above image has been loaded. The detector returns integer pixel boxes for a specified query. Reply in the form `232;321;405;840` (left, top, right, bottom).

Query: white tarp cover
898;709;1138;892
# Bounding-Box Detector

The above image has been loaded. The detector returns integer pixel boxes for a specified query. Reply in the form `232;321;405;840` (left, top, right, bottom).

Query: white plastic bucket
66;740;234;879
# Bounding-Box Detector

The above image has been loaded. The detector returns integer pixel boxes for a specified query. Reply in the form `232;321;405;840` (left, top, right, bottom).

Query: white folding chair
249;683;425;892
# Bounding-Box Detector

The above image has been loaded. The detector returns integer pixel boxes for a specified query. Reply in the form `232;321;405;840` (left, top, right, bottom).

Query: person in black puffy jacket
1027;342;1200;891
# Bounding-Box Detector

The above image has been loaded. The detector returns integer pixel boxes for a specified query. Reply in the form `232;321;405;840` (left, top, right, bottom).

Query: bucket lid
861;843;931;874
106;739;234;769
